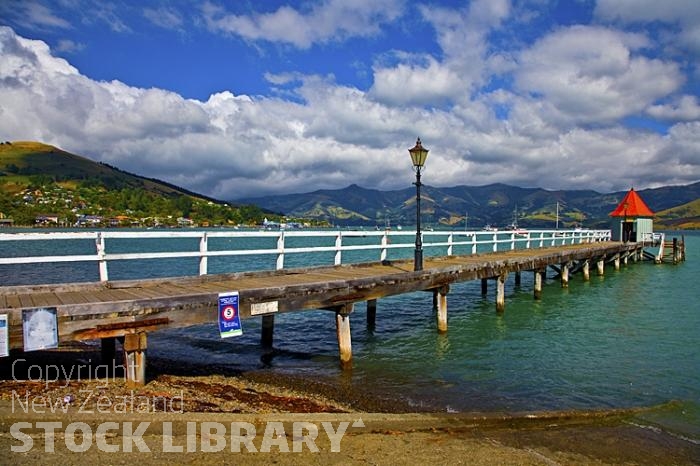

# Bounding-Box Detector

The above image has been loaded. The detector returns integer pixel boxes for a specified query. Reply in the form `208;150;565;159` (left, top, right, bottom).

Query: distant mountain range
2;141;696;229
239;181;700;230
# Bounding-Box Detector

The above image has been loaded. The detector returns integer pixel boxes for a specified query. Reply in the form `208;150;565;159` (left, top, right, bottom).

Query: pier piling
496;273;507;313
366;299;377;330
335;305;353;369
123;332;147;385
434;286;449;333
101;337;116;364
534;269;543;300
261;314;275;349
582;260;590;281
673;238;679;263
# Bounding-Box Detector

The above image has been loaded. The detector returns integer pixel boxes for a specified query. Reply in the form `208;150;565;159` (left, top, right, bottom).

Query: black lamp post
408;138;429;271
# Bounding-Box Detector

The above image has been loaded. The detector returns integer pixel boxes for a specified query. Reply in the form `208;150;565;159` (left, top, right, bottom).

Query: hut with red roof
609;188;654;242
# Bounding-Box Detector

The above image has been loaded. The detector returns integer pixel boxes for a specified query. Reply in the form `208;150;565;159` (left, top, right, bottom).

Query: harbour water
1;229;698;442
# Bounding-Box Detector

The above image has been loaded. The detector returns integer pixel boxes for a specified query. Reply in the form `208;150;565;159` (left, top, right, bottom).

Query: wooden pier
0;239;644;383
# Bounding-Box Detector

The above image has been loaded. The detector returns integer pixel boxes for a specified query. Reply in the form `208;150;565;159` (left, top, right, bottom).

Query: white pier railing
0;228;611;283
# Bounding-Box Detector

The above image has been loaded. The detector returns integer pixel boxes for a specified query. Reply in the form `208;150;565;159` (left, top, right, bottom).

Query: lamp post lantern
408;138;429;271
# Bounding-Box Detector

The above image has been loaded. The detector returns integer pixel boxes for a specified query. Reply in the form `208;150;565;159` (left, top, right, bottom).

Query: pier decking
0;238;645;383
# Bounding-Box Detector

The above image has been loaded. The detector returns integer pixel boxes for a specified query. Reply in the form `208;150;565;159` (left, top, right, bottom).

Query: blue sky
1;0;699;200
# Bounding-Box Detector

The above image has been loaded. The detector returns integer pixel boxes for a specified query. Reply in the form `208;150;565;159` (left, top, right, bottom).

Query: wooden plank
55;290;93;305
6;295;22;309
18;294;34;308
163;283;222;296
178;282;239;293
28;292;58;308
110;287;166;300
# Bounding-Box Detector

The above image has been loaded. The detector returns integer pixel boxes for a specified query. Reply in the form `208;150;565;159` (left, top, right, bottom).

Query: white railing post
471;233;477;255
492;232;498;252
199;232;208;275
334;232;342;265
380;231;388;261
539;232;544;248
447;233;453;256
510;232;515;250
276;231;285;270
96;232;108;281
526;231;532;249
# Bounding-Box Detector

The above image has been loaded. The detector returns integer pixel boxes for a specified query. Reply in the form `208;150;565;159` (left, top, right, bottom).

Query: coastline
1;345;699;465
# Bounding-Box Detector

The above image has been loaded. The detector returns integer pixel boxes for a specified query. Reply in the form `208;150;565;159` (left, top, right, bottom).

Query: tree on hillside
174;195;193;217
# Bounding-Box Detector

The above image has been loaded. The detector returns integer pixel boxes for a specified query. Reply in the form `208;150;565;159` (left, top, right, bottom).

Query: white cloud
0;0;135;35
86;2;131;33
201;0;403;49
515;26;684;125
55;39;85;53
595;0;700;54
370;56;464;106
370;0;510;107
0;0;72;31
647;95;700;121
143;7;184;30
595;0;700;23
0;25;698;201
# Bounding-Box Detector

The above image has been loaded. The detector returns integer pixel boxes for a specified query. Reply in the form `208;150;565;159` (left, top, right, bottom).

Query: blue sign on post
218;291;242;338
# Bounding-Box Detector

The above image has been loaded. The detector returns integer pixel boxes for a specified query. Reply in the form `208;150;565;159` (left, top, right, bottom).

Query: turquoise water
1;229;698;440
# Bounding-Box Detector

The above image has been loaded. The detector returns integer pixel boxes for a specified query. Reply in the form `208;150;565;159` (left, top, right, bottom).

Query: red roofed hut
609;188;654;242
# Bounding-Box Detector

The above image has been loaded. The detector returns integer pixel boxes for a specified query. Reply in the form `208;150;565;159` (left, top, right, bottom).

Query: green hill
0;141;273;227
655;198;700;229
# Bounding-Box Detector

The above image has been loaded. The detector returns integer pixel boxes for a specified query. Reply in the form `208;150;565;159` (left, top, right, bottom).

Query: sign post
218;292;242;338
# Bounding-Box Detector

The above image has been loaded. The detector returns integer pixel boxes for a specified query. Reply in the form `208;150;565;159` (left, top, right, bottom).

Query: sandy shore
1;345;698;465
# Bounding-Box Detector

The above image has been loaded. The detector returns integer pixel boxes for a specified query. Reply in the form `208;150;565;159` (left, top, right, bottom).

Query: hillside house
35;214;59;226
